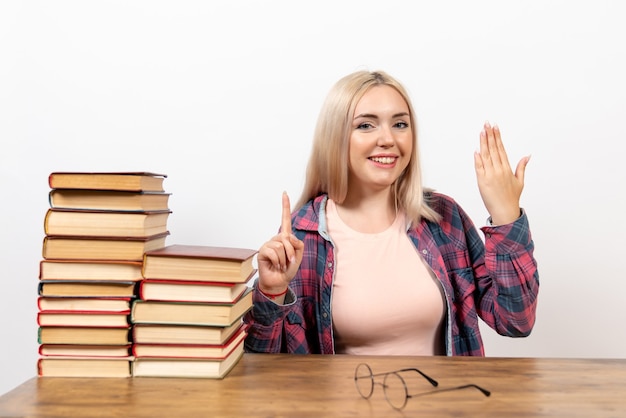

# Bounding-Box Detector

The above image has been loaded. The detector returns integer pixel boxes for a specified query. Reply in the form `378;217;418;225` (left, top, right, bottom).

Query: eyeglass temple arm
394;368;439;387
408;383;492;399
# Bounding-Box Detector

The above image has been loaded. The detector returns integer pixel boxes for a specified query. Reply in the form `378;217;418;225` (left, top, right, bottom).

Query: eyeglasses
354;363;491;410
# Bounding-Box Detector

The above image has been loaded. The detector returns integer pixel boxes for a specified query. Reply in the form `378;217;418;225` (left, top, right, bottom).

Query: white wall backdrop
1;0;625;395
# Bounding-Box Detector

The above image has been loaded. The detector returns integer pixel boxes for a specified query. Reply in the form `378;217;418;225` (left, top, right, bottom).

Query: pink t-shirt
327;199;445;355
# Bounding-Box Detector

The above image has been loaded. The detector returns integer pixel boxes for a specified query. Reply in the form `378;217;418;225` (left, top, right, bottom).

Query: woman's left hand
474;122;530;225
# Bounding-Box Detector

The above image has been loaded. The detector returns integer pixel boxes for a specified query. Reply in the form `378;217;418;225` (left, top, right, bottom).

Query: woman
243;70;539;356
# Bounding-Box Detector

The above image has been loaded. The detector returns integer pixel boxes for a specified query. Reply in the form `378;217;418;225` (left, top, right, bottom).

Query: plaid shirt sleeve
477;209;539;336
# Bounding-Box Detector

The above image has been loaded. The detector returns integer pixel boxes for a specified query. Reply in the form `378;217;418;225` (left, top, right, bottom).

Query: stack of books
37;172;171;377
131;244;257;379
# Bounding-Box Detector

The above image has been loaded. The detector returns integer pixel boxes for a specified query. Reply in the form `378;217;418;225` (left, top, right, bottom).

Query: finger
259;239;288;271
493;124;512;171
278;234;297;265
484;122;501;167
479;126;492;170
281;191;293;236
473;151;484;175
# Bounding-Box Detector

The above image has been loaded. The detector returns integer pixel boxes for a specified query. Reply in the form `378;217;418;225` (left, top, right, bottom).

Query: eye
394;121;409;129
356;122;374;130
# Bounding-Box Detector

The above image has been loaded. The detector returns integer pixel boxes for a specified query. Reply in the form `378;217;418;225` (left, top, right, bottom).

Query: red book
138;274;255;303
37;297;132;312
132;324;248;359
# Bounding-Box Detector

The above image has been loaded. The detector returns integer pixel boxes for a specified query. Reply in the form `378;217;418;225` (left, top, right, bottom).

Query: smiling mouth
369;156;396;164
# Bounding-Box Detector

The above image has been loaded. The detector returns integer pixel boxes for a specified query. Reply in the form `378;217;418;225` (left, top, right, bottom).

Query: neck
334;188;397;233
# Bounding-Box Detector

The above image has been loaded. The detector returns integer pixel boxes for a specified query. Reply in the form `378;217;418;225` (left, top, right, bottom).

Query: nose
377;124;395;148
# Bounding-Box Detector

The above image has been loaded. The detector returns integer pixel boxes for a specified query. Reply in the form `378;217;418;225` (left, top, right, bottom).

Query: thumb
515;155;530;183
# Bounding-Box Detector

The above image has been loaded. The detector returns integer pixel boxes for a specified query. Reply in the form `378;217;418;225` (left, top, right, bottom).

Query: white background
1;1;625;395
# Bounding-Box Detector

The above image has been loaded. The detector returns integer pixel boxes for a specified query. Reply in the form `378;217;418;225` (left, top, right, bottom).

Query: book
39;344;131;357
37;297;131;312
38;326;130;345
132;324;247;359
42;232;169;261
132;320;244;345
138;276;254;303
39;260;144;282
38;357;132;377
38;281;137;297
44;209;171;237
48;172;166;192
49;189;171;211
37;311;130;327
131;338;244;379
142;244;258;283
130;287;253;326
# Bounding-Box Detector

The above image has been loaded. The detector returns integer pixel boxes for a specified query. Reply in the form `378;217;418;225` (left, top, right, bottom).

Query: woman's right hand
256;192;304;295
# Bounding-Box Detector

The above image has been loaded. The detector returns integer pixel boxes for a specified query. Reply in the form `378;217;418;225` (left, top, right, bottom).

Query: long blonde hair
296;70;440;224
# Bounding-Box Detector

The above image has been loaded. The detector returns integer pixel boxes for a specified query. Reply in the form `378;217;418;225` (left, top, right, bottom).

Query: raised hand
474;122;530;225
256;192;304;296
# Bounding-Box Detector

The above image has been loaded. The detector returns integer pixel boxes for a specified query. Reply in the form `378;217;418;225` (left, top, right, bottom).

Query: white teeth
370;157;395;164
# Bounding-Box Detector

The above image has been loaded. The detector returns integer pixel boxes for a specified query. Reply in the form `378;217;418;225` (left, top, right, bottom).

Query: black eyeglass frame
354;362;491;410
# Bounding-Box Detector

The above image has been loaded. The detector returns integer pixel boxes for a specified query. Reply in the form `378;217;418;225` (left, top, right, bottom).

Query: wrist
257;284;289;300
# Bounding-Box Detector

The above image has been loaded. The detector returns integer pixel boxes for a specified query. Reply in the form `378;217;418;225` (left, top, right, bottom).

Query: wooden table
1;354;625;417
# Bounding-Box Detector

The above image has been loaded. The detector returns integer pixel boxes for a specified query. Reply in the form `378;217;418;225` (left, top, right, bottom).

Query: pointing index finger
281;191;293;236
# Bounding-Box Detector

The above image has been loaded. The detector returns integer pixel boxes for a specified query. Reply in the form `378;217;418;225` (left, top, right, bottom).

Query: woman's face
348;85;413;194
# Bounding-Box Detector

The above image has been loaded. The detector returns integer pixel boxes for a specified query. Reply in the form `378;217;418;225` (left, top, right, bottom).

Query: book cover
38;356;133;377
38;280;137;297
44;209;171;237
138;274;254;303
39;260;144;282
142;244;258;283
132;324;247;359
130;287;253;326
42;232;169;261
49;189;171;211
48;172;167;192
131;339;244;379
39;344;131;357
37;311;130;327
132;320;244;345
37;297;132;312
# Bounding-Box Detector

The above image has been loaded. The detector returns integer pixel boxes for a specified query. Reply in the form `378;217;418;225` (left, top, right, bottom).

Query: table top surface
1;354;625;417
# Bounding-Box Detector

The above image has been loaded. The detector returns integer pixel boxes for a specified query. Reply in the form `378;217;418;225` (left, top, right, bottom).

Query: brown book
132;324;247;359
37;311;130;327
38;326;130;345
37;297;131;312
39;344;131;357
138;275;254;303
42;232;169;261
132;320;244;345
44;209;171;237
38;281;137;298
131;338;244;379
39;260;144;282
38;357;132;377
49;189;171;211
48;172;166;192
131;287;253;326
142;244;257;283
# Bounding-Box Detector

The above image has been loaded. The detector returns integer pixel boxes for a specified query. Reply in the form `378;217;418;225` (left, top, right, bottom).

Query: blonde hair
295;70;440;224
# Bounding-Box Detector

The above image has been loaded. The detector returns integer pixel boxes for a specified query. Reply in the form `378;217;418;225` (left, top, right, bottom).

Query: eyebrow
353;112;410;120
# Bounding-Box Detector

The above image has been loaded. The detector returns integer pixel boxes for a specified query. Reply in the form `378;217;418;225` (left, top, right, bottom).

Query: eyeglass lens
354;363;374;399
383;372;409;410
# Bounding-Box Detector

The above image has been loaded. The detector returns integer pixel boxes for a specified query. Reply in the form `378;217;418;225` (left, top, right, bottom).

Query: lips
369;156;396;164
